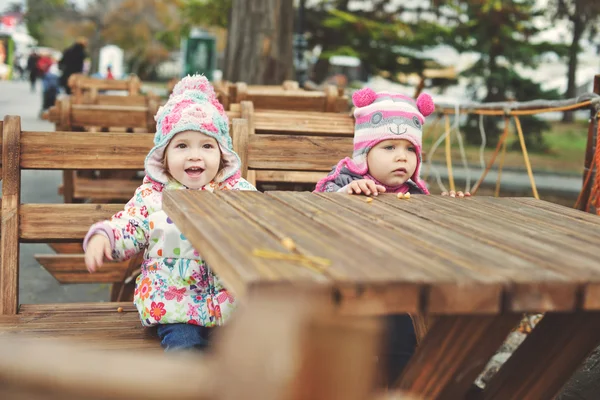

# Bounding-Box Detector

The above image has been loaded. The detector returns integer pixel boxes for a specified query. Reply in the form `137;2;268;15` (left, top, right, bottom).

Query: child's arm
84;183;154;266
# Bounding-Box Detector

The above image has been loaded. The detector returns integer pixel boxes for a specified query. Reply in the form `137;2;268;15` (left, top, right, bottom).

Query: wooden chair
1;117;152;303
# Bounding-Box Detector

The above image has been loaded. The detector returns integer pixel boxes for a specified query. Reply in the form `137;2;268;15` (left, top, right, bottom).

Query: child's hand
84;234;113;273
441;190;471;198
347;179;386;196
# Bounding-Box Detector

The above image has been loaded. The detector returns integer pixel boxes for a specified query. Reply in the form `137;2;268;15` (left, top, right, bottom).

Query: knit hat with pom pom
145;74;241;185
316;88;434;193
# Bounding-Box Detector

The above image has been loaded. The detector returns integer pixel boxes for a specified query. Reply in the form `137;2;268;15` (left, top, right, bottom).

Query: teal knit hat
145;75;241;184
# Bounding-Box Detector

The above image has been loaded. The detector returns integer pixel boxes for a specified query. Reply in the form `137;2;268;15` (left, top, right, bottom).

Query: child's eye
408;146;416;152
203;144;214;149
176;143;187;149
384;145;395;151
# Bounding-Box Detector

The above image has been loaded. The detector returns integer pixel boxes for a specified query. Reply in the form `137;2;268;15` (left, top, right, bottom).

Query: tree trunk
563;14;585;123
223;0;295;84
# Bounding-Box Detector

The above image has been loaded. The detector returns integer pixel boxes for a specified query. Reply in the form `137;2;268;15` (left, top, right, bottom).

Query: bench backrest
231;102;355;188
45;97;159;132
1;116;153;314
68;74;142;104
231;82;348;113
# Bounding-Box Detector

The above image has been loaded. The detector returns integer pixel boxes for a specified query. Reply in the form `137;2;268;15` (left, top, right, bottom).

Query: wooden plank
20;204;123;242
48;243;83;254
317;193;575;314
478;312;600;400
19;303;137;314
253;111;354;135
162;191;331;298
0;337;206;400
71;177;139;201
255;170;327;184
1;116;21;315
397;314;521;398
515;197;600;226
88;94;148;107
20;131;153;169
232;119;249;178
472;196;600;245
35;254;130;284
71;105;151;129
247;134;353;171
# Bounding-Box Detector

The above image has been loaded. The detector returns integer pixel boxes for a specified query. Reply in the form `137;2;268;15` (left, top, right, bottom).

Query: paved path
0;80;109;304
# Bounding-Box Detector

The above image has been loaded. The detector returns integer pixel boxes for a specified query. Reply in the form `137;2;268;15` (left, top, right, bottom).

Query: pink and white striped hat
316;88;434;193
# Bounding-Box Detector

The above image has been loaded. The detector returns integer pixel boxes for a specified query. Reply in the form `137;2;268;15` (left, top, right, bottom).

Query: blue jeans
156;323;215;352
385;314;417;387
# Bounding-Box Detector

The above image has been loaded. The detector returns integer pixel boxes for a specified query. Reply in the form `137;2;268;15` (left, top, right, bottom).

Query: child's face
165;130;222;189
366;139;418;187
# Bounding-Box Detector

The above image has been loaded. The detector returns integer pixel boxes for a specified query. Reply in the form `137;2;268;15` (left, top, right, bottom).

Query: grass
422;119;590;175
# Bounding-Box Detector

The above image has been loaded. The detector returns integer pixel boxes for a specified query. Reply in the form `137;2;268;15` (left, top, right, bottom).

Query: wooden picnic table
163;191;600;400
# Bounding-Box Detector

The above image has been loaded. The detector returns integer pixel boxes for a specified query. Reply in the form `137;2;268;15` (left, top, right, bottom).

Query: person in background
59;37;88;94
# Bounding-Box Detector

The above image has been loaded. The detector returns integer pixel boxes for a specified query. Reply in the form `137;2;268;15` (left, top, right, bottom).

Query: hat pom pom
352;88;377;108
171;75;215;99
416;93;435;117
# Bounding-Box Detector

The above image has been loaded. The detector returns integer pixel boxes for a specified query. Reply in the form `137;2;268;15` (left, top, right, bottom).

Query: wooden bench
0;116;160;347
0;117;150;303
68;73;142;104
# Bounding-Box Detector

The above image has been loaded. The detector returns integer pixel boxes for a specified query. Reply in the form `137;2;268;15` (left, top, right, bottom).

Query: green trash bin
182;29;216;81
0;33;15;80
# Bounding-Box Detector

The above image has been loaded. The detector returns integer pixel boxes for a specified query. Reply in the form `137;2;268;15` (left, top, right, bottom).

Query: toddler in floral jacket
84;75;255;351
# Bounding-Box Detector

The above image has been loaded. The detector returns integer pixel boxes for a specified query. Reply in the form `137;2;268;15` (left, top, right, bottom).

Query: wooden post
579;75;600;211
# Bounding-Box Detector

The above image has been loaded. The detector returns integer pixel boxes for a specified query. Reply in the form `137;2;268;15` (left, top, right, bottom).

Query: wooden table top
163;191;600;316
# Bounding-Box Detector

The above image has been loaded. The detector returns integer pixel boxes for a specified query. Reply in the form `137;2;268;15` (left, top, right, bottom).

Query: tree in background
549;0;600;122
223;0;295;84
434;0;568;148
305;0;454;90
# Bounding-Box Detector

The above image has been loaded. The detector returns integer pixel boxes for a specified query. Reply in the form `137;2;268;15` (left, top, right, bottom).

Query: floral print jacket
84;176;256;327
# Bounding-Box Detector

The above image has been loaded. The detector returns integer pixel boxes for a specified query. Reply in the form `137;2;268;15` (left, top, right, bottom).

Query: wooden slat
247;134;353;171
478;312;600;399
20;131;153;169
0;338;209;399
19;303;137;314
35;254;130;284
397;314;521;398
1;116;21;315
20;204;123;242
255;170;327;183
253;110;354;135
71;105;151;129
48;243;83;254
71;177;139;201
162;191;332;298
87;94;148;107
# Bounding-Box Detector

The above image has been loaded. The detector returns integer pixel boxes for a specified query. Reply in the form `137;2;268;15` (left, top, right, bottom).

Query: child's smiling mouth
185;166;205;178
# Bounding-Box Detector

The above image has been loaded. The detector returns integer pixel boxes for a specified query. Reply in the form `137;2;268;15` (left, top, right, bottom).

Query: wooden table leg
396;314;521;399
476;311;600;400
212;286;384;400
